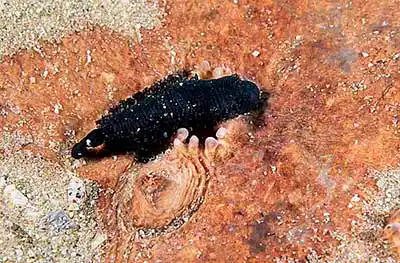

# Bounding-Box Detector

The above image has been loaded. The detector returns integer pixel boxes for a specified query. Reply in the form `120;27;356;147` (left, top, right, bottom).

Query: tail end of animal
239;80;270;127
241;80;260;104
71;128;105;159
239;80;269;110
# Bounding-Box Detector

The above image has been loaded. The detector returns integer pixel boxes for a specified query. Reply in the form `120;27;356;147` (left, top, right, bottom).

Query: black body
71;72;268;162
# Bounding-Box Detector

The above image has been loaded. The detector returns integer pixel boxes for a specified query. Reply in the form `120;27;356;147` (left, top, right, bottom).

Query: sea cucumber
71;71;268;162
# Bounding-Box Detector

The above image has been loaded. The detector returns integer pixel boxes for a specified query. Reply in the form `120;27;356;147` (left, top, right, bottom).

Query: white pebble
3;184;29;208
91;234;107;249
53;103;63;114
351;194;360;202
67;177;86;206
252;50;260;57
361;52;369;57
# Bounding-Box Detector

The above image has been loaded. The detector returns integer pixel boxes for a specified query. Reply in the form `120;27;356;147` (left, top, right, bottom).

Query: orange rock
384;208;400;257
100;123;245;262
1;0;400;262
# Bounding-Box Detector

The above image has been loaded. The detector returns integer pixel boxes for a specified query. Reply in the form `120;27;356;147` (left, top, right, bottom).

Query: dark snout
71;142;88;159
71;128;105;159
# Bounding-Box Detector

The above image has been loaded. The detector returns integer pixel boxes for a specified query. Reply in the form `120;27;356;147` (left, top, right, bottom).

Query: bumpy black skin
71;72;268;162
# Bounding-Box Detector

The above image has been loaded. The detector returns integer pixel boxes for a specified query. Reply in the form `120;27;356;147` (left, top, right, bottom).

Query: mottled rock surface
1;0;399;262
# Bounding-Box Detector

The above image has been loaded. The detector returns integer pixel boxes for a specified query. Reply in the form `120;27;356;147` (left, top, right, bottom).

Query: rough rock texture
1;0;400;262
100;120;246;263
0;152;103;263
0;0;163;59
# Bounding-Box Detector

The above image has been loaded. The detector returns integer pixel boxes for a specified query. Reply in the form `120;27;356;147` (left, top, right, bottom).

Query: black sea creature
71;71;268;162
